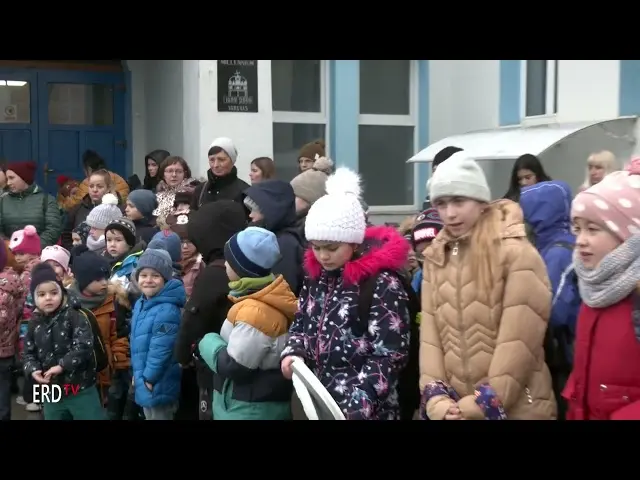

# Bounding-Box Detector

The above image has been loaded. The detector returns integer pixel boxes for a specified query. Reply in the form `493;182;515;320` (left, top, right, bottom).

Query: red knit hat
9;225;41;256
57;175;71;188
5;161;37;185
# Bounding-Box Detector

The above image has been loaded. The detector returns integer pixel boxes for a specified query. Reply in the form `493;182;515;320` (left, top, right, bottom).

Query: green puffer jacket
0;184;62;247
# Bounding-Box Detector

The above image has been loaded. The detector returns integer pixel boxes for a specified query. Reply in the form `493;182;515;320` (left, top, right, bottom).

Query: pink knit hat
572;162;640;240
9;225;41;256
40;245;71;272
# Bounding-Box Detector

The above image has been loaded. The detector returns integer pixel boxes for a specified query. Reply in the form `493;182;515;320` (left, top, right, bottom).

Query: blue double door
0;68;126;195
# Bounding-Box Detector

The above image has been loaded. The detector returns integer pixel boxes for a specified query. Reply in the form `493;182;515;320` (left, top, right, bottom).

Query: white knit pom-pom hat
305;167;367;244
86;193;123;230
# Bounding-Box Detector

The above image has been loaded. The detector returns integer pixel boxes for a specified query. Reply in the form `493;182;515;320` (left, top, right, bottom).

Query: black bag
358;270;421;420
78;307;109;373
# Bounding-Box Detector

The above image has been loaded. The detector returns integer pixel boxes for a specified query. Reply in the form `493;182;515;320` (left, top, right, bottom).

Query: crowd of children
1;151;639;421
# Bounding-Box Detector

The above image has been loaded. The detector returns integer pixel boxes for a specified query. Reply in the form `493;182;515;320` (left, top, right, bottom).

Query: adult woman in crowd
64;150;129;210
248;157;275;185
61;169;121;250
153;156;200;227
191;137;249;210
419;152;556;420
143;149;170;192
578;150;617;193
503;153;552;202
0;161;61;248
297;139;325;173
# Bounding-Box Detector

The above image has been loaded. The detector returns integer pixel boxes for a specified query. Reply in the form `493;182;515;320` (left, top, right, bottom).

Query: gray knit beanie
86;193;123;230
135;248;173;282
428;152;491;203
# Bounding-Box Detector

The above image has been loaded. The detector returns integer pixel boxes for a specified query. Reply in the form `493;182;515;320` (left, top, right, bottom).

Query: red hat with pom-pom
57;175;71;188
9;225;42;256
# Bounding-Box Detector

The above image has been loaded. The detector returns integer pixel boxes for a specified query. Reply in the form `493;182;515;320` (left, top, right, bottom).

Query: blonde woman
579;150;617;192
418;152;556;420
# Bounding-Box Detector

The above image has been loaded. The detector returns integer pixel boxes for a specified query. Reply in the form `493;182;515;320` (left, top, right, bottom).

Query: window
48;83;113;125
358;60;417;208
523;60;558;118
0;80;30;123
272;60;328;181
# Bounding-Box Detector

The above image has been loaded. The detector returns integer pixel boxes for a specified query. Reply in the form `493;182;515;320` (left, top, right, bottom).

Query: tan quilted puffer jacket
419;200;557;420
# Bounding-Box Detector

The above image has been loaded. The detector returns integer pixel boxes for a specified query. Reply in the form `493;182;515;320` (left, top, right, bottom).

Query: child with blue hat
198;226;297;420
129;248;186;420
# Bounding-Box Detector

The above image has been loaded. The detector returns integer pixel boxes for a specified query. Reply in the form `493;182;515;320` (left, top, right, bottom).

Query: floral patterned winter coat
282;226;412;420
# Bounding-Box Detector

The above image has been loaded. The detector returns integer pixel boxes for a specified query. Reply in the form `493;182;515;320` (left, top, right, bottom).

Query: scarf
574;234;640;308
67;281;108;310
229;274;275;297
87;234;106;253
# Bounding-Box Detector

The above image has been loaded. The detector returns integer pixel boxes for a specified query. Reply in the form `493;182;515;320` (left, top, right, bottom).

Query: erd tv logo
33;384;80;403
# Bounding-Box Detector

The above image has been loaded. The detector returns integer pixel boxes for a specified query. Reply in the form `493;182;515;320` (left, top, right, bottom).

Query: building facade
0;60;638;215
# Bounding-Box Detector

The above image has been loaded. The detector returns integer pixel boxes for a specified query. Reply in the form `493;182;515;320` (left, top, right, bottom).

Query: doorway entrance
0;66;126;195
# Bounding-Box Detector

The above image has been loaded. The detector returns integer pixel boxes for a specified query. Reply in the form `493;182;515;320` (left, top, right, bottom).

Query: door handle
43;163;54;185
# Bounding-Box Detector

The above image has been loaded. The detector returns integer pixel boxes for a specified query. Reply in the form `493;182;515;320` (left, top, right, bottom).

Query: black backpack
77;307;109;373
358;270;421;420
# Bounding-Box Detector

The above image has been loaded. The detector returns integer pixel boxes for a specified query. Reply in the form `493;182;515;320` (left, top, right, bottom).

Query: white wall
128;60;274;185
429;60;500;143
556;60;620;123
195;60;273;183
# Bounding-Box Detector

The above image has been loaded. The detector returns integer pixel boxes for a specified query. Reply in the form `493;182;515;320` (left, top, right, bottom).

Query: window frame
520;59;559;124
272;60;330;156
358;59;419;212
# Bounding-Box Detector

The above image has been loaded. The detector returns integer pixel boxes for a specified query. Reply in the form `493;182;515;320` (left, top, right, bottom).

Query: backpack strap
357;269;420;324
357;275;378;325
198;181;209;208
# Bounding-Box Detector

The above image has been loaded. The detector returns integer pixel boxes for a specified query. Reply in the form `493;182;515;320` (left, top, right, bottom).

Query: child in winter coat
419;152;556;420
130;248;186;420
147;230;182;278
103;217;145;419
199;227;297;420
10;225;43;412
67;246;114;404
125;189;159;244
409;208;443;297
84;193;124;255
23;263;106;420
72;222;90;248
280;168;412;420
0;242;24;421
520;180;579;420
166;209;203;299
563;163;640;420
40;245;73;288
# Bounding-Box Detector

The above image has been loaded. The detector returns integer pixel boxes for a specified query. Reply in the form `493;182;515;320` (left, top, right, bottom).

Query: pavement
10;377;43;420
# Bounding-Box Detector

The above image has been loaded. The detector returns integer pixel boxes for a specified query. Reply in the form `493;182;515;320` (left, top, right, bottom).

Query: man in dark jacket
243;180;305;296
174;200;247;420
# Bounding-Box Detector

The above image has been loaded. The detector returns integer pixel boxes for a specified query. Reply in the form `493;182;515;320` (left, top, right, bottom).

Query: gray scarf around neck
574;234;640;308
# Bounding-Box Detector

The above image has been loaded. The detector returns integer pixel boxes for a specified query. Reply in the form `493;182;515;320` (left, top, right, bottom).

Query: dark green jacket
0;184;62;247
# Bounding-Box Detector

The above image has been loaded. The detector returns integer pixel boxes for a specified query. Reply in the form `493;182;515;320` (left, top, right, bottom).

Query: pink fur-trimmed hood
304;225;410;285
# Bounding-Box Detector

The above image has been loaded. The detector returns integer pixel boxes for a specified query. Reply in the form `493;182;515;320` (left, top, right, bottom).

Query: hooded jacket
244;180;305;295
198;275;297;420
174;200;248;366
281;226;412;420
520;181;577;329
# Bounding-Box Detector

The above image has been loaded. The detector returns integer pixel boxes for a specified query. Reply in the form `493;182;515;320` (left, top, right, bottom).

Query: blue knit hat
135;248;173;282
148;230;181;262
128;189;158;219
224;227;281;278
